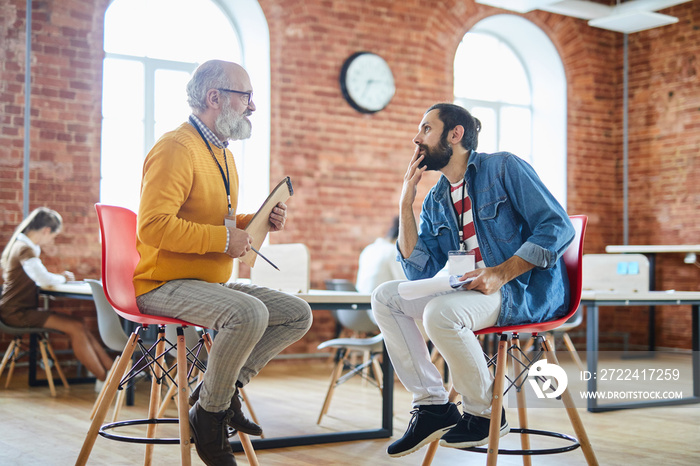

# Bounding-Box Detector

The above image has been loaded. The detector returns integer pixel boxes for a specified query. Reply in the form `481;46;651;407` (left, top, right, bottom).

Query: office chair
422;215;598;466
0;284;69;397
0;319;70;396
316;280;384;424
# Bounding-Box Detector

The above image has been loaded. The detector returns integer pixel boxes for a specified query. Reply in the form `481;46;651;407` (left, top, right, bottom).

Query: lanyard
189;116;232;215
458;181;466;251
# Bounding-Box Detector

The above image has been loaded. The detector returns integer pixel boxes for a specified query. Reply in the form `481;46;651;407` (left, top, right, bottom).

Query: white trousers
372;280;501;416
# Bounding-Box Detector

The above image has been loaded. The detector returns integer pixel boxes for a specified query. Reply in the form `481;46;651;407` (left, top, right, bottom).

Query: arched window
101;0;270;213
454;15;567;207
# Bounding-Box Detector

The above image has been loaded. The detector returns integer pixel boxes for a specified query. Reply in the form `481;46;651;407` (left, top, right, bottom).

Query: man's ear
205;88;221;109
450;125;465;145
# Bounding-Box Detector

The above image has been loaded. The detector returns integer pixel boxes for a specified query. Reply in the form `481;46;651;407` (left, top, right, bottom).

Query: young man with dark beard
134;60;312;466
372;103;574;457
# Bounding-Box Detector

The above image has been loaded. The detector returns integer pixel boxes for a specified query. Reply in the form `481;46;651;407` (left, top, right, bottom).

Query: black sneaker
387;403;461;457
439;408;509;449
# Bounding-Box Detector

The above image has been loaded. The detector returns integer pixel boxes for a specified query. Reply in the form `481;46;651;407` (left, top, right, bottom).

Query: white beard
215;99;252;141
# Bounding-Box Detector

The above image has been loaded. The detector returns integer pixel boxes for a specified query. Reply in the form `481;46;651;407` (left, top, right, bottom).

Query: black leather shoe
189;401;237;466
189;382;263;436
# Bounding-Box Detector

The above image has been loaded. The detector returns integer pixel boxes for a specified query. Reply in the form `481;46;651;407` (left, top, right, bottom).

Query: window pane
102;58;144;120
145;0;240;62
105;0;241;63
468;105;497;154
155;69;193;140
454;33;500;101
499;106;532;162
100;118;144;211
454;32;530;105
104;0;148;56
497;45;531;105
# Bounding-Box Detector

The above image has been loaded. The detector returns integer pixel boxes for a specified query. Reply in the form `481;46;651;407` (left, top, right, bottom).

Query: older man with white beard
133;60;312;466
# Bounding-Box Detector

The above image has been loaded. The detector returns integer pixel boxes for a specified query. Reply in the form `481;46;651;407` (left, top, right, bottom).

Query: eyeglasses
218;88;253;105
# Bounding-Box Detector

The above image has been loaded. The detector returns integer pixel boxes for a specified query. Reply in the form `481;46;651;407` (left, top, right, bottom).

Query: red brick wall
1;0;699;356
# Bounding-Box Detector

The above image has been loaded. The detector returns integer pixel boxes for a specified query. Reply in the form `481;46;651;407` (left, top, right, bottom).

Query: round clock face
340;52;395;114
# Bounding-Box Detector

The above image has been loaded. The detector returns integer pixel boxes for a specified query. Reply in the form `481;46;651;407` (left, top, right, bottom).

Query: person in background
372;103;574;458
355;216;406;294
0;207;113;381
133;59;312;466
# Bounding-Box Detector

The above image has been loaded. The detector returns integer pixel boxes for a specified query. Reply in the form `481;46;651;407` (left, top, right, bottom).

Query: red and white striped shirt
450;180;484;268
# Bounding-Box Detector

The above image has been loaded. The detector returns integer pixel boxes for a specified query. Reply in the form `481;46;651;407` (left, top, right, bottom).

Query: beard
215;98;252;141
418;133;453;171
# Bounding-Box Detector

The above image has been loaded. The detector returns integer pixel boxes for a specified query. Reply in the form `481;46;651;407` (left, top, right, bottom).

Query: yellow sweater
134;122;254;297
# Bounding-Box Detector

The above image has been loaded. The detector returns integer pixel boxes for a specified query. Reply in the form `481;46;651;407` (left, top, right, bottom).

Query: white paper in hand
398;275;474;300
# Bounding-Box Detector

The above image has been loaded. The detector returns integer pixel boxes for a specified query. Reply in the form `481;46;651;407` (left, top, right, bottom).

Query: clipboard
240;176;294;267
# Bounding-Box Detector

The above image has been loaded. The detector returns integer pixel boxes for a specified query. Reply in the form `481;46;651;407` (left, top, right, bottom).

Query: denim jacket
399;151;575;326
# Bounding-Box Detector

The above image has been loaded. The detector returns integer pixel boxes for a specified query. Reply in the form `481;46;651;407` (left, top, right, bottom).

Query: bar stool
422;215;598;466
76;204;258;466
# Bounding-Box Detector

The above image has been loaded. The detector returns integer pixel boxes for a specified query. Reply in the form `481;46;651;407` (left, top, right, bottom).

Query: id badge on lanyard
224;213;236;229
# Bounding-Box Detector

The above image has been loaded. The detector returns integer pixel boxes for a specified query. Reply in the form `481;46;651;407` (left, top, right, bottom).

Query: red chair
422;215;598;466
77;204;258;466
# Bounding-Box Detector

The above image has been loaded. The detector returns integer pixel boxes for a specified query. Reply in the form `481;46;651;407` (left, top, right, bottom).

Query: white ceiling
475;0;691;33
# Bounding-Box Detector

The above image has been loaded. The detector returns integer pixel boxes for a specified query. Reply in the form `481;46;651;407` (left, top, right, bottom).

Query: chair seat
0;319;63;336
317;333;384;351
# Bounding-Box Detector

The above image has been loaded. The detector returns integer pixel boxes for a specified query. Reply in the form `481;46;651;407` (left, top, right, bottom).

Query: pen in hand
251;246;280;271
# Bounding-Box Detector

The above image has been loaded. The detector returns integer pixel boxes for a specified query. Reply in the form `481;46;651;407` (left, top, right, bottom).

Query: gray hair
186;60;231;113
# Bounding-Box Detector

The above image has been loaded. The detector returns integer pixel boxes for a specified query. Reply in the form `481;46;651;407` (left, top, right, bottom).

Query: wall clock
339;52;395;114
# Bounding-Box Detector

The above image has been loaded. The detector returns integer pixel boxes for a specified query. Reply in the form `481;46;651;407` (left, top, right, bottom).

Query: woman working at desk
0;207;111;381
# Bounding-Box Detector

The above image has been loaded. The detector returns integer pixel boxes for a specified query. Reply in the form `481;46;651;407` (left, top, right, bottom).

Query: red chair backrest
475;214;588;335
95;204;193;326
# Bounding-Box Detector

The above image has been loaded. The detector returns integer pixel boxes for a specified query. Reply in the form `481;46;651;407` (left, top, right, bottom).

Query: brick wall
1;0;698;357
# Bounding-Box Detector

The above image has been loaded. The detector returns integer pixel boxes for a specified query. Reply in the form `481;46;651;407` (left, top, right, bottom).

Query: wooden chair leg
1;339;18;387
371;356;384;396
238;386;264;438
562;332;584;372
176;329;192;466
421;441;440;466
0;339;18;381
157;374;179;418
317;349;346;424
486;335;509;466
542;338;599;465
111;359;132;422
513;335;532;466
239;432;260;466
38;338;56;397
422;386;460;465
144;329;167;466
5;351;17;388
76;332;139;466
361;350;371;387
91;355;120;420
45;338;69;390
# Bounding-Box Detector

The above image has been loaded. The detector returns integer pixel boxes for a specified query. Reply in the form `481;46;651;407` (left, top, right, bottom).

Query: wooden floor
1;355;699;465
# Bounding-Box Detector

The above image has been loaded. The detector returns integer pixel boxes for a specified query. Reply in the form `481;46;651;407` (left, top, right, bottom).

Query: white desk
603;245;700;352
605;245;700;254
41;283;390;450
580;290;700;412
